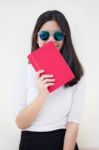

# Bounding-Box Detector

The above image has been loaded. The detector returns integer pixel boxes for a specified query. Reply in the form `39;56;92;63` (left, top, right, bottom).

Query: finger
36;70;45;79
39;74;54;81
42;78;55;84
45;82;55;88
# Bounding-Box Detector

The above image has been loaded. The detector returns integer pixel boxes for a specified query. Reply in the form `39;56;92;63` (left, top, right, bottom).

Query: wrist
38;92;48;99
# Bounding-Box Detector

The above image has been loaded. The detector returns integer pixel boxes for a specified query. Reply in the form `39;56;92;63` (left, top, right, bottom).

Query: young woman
12;10;85;150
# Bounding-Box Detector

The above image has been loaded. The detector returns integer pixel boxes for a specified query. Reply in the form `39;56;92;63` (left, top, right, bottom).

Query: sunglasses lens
54;31;64;41
39;31;49;41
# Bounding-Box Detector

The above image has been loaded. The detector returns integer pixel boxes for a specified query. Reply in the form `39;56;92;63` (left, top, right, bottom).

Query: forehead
39;20;61;31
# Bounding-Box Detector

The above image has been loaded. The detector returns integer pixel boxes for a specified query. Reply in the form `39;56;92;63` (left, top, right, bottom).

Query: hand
36;70;55;97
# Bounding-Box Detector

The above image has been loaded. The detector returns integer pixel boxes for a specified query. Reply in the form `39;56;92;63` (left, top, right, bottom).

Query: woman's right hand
36;70;55;97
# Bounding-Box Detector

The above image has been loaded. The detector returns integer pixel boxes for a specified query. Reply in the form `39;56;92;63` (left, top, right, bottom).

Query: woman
12;10;85;150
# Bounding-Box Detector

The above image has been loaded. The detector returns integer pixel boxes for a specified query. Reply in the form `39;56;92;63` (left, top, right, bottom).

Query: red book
27;41;75;93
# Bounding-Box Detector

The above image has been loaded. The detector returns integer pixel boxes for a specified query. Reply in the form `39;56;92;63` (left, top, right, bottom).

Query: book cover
27;41;75;93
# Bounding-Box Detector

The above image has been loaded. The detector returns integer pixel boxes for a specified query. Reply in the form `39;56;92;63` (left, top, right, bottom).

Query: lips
54;44;58;47
56;45;59;49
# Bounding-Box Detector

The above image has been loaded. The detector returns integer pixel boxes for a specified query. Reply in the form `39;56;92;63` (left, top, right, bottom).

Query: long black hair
31;10;84;87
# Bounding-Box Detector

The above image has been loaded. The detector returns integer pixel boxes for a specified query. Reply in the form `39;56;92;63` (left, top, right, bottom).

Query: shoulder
77;75;86;86
72;75;86;95
75;75;86;87
16;63;36;78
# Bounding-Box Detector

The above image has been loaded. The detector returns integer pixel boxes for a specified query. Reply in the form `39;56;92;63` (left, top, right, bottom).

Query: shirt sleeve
12;65;27;120
67;75;86;124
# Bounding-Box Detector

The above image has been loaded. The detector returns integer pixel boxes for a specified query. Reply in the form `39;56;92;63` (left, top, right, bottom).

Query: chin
57;46;61;51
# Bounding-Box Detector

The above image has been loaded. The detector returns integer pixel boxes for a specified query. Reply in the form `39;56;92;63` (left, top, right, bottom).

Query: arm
13;67;55;130
15;94;47;130
63;122;79;150
63;76;86;150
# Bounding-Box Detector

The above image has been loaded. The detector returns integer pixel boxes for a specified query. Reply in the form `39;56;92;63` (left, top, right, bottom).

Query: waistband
21;128;66;138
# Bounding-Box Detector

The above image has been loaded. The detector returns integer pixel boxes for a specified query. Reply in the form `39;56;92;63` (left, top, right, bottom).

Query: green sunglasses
38;30;65;41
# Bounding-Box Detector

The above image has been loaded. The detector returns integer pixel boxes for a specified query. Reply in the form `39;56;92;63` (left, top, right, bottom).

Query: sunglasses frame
37;30;66;41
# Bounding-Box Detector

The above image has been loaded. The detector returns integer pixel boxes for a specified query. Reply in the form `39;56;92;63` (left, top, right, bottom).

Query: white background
0;0;99;149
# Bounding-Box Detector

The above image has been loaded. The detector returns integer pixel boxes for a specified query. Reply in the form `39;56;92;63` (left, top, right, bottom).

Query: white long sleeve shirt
12;63;86;131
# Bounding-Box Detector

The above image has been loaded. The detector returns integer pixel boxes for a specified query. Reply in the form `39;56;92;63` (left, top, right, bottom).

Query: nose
47;34;56;43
